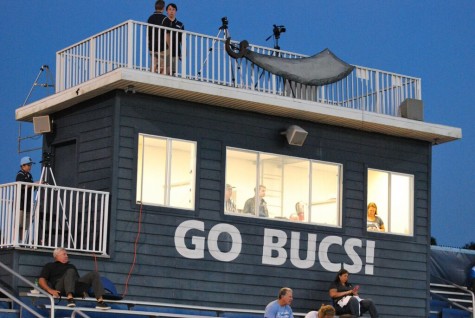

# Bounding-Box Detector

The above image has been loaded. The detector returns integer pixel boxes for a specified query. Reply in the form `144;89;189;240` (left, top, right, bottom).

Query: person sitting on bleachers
38;247;111;310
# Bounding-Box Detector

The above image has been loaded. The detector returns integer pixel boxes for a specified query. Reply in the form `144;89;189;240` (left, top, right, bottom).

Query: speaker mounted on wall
33;115;51;134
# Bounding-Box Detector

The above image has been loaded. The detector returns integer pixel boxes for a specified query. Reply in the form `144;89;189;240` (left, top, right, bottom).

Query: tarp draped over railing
431;245;475;287
0;182;109;256
55;20;421;118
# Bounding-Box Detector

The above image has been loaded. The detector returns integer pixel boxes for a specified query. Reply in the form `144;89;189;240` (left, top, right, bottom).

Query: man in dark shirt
16;156;35;238
162;3;184;75
147;0;167;73
39;248;111;310
243;185;269;217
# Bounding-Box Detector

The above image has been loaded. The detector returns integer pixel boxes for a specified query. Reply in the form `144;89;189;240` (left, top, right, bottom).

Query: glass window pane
283;159;309;222
137;135;166;205
310;162;341;226
169;140;196;209
225;149;257;215
367;170;389;230
390;173;413;235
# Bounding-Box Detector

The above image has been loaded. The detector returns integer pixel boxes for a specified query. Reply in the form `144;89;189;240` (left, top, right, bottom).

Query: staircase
430;283;474;318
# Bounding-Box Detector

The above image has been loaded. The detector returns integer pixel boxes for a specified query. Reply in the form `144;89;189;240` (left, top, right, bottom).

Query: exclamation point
365;240;375;275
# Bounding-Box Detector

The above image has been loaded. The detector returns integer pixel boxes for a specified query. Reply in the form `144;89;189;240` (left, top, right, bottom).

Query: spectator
147;0;167;73
16;156;36;238
162;3;184;75
224;184;237;213
264;287;293;318
38;248;111;310
305;304;336;318
243;185;268;217
366;202;385;232
329;268;379;318
289;201;305;221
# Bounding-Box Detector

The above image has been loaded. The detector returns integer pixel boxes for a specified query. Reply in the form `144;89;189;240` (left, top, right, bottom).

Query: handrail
430;277;474;318
71;309;92;318
0;260;56;318
54;20;421;118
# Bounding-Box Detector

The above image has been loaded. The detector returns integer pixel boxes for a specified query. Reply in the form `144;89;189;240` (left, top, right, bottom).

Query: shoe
67;298;76;308
95;301;111;310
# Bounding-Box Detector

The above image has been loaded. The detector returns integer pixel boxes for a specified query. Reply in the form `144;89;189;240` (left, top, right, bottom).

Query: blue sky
0;1;473;247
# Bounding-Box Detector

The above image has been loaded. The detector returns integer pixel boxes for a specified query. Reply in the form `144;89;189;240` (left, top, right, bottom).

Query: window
136;134;196;210
367;169;414;235
225;148;342;226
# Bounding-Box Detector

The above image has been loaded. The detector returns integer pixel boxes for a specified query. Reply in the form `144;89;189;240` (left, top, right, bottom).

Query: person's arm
329;287;357;299
38;277;61;298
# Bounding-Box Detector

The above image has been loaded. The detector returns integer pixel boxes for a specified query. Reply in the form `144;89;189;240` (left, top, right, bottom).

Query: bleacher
430;283;473;318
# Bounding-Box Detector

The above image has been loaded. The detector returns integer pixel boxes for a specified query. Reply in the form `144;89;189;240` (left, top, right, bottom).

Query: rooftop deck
16;20;461;144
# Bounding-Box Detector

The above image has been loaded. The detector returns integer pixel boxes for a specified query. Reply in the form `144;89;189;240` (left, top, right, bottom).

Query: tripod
25;155;75;247
198;17;239;85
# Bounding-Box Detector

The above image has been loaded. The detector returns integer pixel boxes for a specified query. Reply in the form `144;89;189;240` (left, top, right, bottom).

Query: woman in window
366;202;385;232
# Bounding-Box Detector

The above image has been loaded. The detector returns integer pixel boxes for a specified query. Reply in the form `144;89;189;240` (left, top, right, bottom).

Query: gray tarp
430;246;475;286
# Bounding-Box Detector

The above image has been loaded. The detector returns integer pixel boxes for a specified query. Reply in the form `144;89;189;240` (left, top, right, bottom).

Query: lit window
367;169;414;235
225;148;342;226
136;134;196;210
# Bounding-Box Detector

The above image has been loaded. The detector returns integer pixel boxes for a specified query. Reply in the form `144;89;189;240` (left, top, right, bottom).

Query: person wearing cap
224;184;237;213
15;156;36;237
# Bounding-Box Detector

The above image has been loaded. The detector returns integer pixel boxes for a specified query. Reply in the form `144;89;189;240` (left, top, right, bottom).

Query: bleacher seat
441;307;471;318
88;276;122;300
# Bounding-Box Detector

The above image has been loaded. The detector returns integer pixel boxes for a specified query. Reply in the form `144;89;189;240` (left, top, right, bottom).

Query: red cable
122;203;143;298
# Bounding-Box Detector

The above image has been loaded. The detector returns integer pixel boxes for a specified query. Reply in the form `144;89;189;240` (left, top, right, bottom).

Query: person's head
53;247;69;264
20;156;35;172
166;3;177;20
295;201;305;214
155;0;165;12
256;185;266;198
225;184;234;200
333;268;349;284
367;202;378;217
278;287;293;306
317;304;335;318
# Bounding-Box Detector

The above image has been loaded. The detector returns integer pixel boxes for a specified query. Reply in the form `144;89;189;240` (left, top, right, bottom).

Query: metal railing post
127;20;134;69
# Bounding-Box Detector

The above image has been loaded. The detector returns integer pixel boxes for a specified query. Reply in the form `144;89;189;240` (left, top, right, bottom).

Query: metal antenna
18;65;55;154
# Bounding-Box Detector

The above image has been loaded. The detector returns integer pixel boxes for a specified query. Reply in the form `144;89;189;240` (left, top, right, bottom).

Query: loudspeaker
282;125;308;146
400;99;423;121
33;115;51;134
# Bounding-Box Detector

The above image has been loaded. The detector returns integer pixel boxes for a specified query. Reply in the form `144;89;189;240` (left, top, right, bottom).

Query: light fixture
281;125;308;146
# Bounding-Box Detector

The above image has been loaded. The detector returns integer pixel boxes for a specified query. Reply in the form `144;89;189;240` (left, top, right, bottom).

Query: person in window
329;269;379;318
38;248;111;310
16;156;36;238
289;201;305;221
264;287;293;318
304;304;336;318
366;202;385;232
243;185;268;217
224;184;237;213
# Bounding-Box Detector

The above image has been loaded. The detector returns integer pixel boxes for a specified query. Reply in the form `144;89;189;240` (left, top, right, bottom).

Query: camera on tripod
220;16;229;30
273;25;286;39
41;152;54;166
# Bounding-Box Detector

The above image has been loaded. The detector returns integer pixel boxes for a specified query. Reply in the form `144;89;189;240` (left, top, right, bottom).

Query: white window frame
136;133;196;210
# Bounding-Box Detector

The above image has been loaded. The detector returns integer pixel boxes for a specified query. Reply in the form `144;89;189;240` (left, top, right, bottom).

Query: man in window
243;185;268;217
224;184;237;213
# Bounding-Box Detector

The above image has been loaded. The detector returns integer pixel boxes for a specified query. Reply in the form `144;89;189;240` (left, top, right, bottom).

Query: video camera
220;16;229;30
40;152;54;166
273;25;286;39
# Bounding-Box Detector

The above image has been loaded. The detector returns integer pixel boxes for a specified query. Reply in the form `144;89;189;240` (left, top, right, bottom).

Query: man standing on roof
148;0;167;73
38;248;111;310
162;3;184;75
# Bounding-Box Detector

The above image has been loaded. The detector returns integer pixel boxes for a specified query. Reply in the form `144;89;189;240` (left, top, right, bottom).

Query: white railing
0;182;109;255
56;20;421;117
